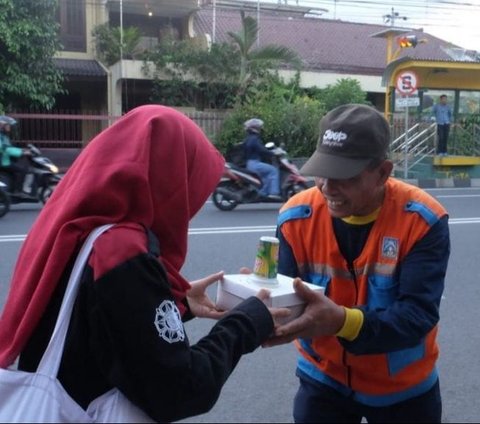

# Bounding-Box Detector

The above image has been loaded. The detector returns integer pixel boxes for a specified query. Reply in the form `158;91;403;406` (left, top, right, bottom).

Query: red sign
396;71;419;95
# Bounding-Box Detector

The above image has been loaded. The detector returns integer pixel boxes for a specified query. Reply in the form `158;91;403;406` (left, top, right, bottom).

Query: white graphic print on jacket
154;300;185;343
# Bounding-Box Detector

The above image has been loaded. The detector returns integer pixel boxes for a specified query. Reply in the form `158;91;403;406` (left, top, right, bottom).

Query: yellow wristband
336;307;364;341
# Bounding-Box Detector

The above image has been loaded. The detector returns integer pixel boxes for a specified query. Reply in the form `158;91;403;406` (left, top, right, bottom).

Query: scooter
0;143;62;206
0;181;10;218
212;142;310;211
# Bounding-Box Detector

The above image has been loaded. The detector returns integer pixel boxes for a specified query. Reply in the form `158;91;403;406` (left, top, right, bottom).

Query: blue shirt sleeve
341;215;450;354
277;227;300;278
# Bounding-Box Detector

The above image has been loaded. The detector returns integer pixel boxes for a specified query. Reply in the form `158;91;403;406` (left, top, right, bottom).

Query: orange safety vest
278;178;447;406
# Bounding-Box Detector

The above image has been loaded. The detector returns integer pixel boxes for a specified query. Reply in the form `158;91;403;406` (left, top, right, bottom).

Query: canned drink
252;236;279;281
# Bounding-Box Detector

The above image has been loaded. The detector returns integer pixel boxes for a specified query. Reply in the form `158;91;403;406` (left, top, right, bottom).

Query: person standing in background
432;94;453;156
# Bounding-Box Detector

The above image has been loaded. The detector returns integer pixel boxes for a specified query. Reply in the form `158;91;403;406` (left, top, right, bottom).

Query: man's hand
263;278;346;347
255;288;291;326
187;271;226;320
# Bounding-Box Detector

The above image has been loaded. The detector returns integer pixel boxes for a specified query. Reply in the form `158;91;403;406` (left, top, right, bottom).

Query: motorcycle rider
0;115;32;198
243;118;282;201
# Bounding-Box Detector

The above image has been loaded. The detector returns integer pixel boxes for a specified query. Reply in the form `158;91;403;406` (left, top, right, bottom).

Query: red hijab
0;105;225;367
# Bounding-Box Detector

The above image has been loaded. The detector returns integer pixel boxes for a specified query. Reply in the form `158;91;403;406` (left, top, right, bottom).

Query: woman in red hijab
0;105;279;421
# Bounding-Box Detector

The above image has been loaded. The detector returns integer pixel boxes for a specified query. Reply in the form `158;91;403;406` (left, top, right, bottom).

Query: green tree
92;23;143;67
146;35;240;109
146;12;300;109
217;75;369;158
0;0;64;111
227;11;301;101
319;78;369;111
217;75;324;158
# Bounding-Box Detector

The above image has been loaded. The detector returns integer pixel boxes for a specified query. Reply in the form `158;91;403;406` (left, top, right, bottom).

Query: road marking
448;217;480;223
435;194;480;198
0;235;27;242
1;218;479;243
189;225;276;234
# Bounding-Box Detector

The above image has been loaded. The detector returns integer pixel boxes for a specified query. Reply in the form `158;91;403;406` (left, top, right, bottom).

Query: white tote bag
0;225;154;423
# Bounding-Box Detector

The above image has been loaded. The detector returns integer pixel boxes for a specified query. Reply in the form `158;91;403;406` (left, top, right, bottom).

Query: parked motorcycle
0;143;61;206
0;181;10;218
212;142;309;211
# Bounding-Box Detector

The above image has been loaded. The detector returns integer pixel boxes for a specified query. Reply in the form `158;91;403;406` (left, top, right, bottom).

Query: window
57;0;86;52
458;91;480;115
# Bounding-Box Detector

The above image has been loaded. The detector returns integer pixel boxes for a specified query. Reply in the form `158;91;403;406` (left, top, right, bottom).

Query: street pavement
1;188;480;422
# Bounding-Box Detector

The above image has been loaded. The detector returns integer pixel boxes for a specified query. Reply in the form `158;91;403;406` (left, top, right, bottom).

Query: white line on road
435;194;480;198
448;217;480;223
0;235;26;242
1;217;479;243
189;225;275;234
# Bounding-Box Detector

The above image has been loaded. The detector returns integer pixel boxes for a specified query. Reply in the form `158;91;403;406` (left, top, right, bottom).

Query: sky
241;0;480;50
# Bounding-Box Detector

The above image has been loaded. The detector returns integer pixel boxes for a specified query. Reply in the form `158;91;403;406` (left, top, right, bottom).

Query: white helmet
0;115;17;126
244;118;264;134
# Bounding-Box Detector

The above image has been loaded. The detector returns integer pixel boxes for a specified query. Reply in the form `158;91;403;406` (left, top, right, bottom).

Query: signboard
394;70;421;179
396;71;419;95
395;96;420;108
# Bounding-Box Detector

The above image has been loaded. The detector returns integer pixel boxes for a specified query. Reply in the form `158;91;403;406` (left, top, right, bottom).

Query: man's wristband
336;307;364;341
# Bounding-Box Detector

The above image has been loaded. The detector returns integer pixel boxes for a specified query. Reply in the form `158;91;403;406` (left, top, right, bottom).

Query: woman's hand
187;271;226;320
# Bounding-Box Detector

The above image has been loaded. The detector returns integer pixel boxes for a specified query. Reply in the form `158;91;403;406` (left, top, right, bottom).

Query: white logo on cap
322;129;348;147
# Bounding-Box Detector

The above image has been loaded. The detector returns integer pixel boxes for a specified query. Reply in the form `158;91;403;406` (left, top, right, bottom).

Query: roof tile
194;7;475;74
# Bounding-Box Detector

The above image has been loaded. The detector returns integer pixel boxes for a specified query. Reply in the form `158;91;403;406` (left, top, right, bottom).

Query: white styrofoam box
216;273;324;324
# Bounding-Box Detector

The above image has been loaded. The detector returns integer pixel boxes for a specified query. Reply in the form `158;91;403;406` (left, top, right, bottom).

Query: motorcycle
0;143;61;206
0;181;10;218
212;142;310;211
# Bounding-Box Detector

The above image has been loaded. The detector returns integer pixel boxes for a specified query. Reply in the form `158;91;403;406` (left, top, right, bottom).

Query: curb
403;178;480;188
298;178;480;190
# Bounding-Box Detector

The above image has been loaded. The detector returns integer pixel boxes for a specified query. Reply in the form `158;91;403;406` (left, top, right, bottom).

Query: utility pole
213;0;216;43
383;7;407;27
119;0;123;61
257;0;260;47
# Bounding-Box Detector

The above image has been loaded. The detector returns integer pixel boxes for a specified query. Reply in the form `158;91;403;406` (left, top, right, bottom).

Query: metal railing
7;110;480;176
390;121;480;177
390;122;436;177
8;109;229;149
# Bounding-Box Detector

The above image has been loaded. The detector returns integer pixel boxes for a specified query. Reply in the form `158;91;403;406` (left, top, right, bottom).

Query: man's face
314;160;392;217
440;96;447;104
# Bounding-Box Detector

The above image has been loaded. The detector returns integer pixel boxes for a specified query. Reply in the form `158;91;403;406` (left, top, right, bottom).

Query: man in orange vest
266;104;450;423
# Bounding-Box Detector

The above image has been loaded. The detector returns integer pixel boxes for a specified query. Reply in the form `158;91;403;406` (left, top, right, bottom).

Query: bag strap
36;224;115;377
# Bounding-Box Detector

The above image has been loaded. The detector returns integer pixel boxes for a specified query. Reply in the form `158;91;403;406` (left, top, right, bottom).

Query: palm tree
227;11;301;100
93;24;142;66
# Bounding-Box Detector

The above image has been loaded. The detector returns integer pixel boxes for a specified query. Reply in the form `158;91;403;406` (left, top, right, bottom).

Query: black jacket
19;224;273;422
244;132;274;162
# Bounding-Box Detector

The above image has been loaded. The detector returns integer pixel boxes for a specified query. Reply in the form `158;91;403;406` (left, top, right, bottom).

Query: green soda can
253;236;280;282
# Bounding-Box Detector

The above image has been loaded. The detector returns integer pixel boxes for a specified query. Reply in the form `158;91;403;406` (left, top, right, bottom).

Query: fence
9;109;229;149
391;115;480;156
8;110;480;173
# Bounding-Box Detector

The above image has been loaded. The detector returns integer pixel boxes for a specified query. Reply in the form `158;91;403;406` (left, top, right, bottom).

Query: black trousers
436;124;450;154
1;162;28;192
293;376;442;423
